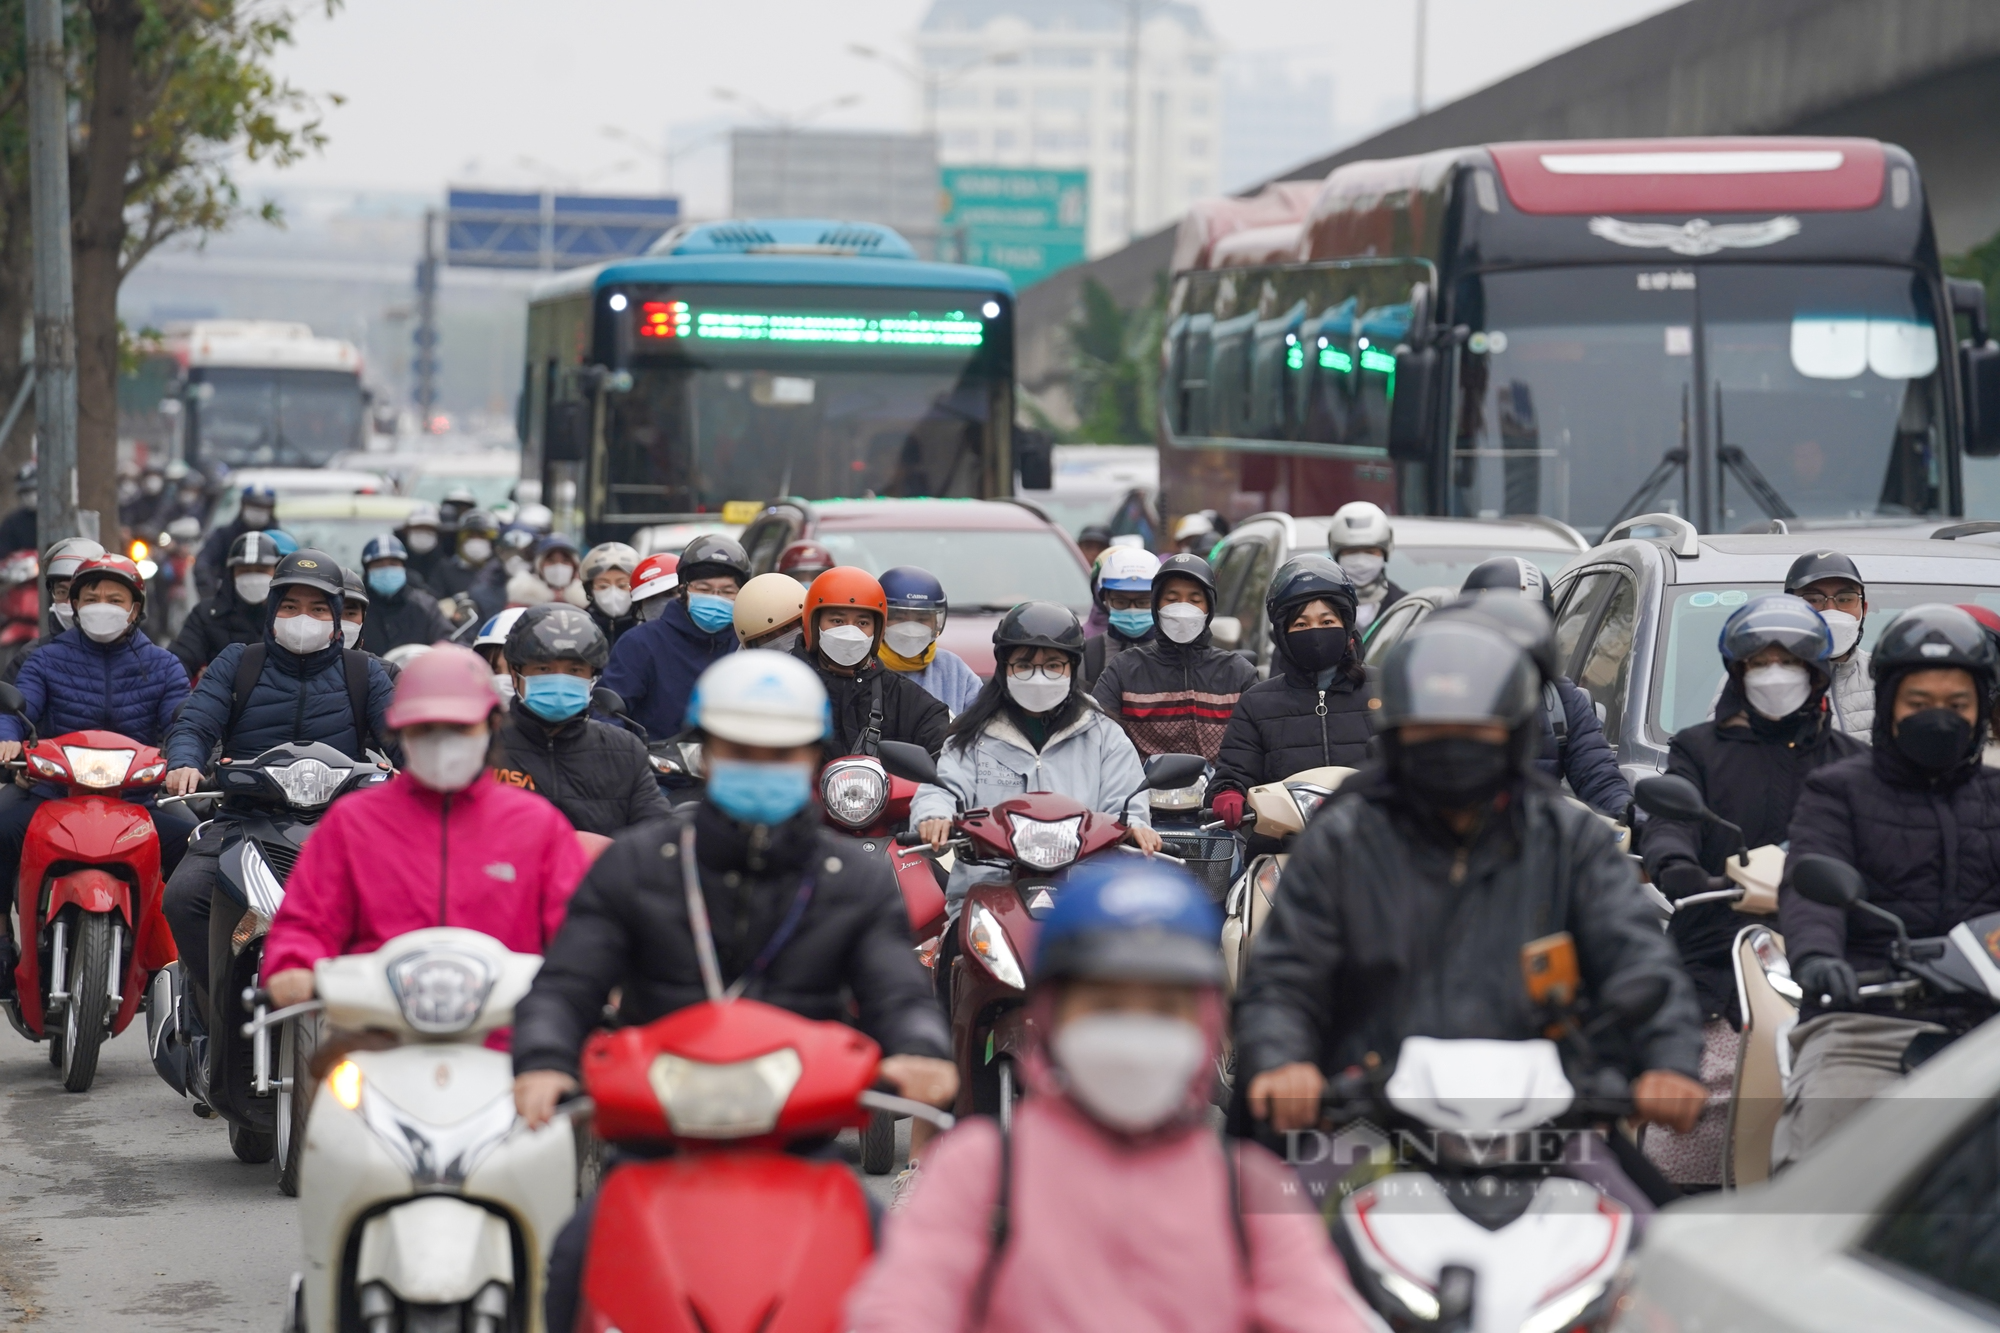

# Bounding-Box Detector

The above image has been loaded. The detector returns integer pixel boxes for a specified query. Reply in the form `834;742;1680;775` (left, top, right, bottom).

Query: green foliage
1067;275;1166;444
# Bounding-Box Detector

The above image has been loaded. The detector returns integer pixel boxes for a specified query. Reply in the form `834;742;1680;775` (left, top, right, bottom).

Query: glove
1654;860;1713;902
1794;954;1859;1009
1211;791;1245;830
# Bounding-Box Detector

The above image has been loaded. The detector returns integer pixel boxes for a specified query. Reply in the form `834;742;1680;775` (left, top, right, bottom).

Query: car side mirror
1632;774;1711;823
0;682;26;716
877;739;940;788
1209;615;1242;650
1142;752;1206;791
1790;854;1866;909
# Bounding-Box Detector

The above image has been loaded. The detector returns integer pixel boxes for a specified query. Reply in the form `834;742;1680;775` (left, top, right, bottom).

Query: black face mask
1893;708;1975;772
1395;737;1513;809
1287;626;1350;673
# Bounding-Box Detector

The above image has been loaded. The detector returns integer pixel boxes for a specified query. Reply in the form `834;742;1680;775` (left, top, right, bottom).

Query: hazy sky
250;0;1684;214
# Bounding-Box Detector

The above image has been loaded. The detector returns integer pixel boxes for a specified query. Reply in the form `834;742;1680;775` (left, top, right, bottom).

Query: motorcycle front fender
147;963;189;1096
45;867;131;926
355;1196;514;1307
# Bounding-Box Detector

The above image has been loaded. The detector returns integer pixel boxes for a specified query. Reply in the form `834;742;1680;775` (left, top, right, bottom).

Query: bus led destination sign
636;300;985;350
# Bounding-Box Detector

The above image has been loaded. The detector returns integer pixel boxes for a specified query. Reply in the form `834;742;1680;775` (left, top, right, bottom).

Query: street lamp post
24;0;80;555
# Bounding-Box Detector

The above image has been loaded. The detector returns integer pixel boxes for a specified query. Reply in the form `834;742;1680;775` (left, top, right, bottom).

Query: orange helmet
802;567;887;649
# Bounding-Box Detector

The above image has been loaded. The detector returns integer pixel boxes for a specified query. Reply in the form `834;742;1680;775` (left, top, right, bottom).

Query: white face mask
405;529;439;555
76;603;131;643
272;612;336;655
1005;668;1071;714
1155;602;1207;644
1336;550;1386;587
502;555;530;577
594;586;632;618
492;672;516;702
235;572;273;605
403;729;490;793
1744;661;1812;720
883;621;936;658
340;620;363;649
50;603;74;631
1051;1012;1206;1133
1820;609;1862;658
241;506;273;529
541;562;576;589
818;623;874;667
460;538;493;564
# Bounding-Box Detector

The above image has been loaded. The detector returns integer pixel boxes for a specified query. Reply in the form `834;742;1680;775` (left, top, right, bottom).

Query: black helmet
1870;604;1998;685
1461;555;1553;612
226;530;285;569
1153;552;1217;606
340;565;369;608
1264;554;1357;637
506;603;609;672
993;600;1084;659
1077;523;1113;548
1375;619;1539;731
679;533;751;586
1432;592;1559;683
457;509;500;539
1784;549;1865;595
270;548;344;602
1719;595;1832;670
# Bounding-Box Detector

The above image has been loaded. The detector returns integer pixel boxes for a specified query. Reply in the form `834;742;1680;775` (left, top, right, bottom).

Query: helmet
1461;555;1553;612
1432;593;1560;683
384;643;500;729
1096;546;1160;596
580;541;641;587
803;567;887;649
1173;512;1216;543
734;571;806;639
631;553;680;604
69;554;145;604
457;509;500;539
438;488;478;528
686;649;830;746
1264;555;1357;641
1375;619;1540;730
537;532;581;560
499;527;538;555
400;501;441;531
227;530;284;569
1870;604;1999;684
475;606;528;650
506;603;609;672
1152;552;1217;606
993;600;1085;660
880;565;948;624
360;533;408;565
1033;859;1225;987
239;484;278;508
679;533;750;586
1077;523;1113;549
270;548;344;602
340;565;369;608
1784;549;1865;595
1327;501;1394;555
516;502;554;533
262;529;299;557
1719;595;1833;669
1957;604;2000;659
42;537;104;586
777;539;835;579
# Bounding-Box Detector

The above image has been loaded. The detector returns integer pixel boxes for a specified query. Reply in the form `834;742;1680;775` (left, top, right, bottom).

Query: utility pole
1125;0;1142;240
413;210;440;432
25;0;81;559
1413;0;1428;117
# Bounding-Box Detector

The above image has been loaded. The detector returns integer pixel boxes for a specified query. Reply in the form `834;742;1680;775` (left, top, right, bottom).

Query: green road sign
939;167;1089;289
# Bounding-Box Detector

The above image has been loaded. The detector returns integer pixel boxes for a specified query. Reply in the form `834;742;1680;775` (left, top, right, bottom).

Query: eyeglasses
1796;590;1864;612
1006;661;1070;680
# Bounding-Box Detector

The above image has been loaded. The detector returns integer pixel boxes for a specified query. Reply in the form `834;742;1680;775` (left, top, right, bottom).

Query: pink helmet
384;642;500;729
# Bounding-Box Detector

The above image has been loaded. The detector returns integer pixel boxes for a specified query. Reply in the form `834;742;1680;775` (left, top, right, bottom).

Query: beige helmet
733;572;807;644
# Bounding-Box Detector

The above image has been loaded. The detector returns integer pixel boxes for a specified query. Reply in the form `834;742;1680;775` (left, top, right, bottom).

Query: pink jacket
263;772;588;977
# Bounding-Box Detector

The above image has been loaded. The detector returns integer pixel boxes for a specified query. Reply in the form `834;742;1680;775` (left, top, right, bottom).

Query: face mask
340;620;363;649
76;603;131;643
1743;662;1812;719
1156;603;1207;644
1821;609;1862;658
235;573;273;605
707;758;813;825
1005;668;1071;714
241;506;273;528
521;672;592;721
1286;626;1350;673
754;626;803;655
461;538;493;564
637;595;669;622
1337;551;1386;586
405;529;439;555
367;566;407;598
1396;736;1513;809
1051;1012;1206;1133
686;591;734;633
403;729;490;793
492;672;516;702
594;586;632;619
883;621;936;658
50;603;74;631
1895;707;1975;773
541;562;575;589
818;623;874;668
1108;608;1155;639
502;555;530;577
142;476;164;496
272;612;336;655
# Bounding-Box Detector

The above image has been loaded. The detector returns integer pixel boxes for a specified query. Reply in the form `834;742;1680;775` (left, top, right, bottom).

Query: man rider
730;571;804;650
600;534;745;742
1784;550;1872;737
578;541;640;646
1236;617;1707;1182
1081;546;1160;688
394;501;447;593
796;567;948;758
2;537;103;685
1774;604;2000;1167
1075;522;1112;569
513;651;955;1333
428;507;499;604
1092;552;1256;762
358;533;451;654
488;603;668;835
1326;500;1406;632
193;484;278;598
169;530;283;680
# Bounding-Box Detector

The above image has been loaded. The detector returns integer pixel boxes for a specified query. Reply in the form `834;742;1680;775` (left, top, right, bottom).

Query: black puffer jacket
1091;635;1258;762
361;584;451;655
795;645;950;759
1207;640;1373;800
512;802;950;1079
169;587;266;679
1539;677;1631;817
1235;767;1704;1085
490;702;669;835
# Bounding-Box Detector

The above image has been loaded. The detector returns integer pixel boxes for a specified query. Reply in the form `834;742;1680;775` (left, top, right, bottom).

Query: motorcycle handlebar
859;1087;957;1132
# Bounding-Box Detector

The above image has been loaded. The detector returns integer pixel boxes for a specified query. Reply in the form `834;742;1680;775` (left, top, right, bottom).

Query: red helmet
384;643;500;729
70;554;146;605
631;552;680;604
777;539;835;579
802;567;887;649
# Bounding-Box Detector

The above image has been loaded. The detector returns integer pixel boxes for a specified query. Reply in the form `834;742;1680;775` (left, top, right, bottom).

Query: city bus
1160;138;2000;539
520;219;1019;543
143;321;370;472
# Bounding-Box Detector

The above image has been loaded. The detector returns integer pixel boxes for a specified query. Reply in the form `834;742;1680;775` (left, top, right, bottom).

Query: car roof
229;467;388;494
1584;532;2000;586
275;494;423;520
799;498;1057;532
1246;512;1589;553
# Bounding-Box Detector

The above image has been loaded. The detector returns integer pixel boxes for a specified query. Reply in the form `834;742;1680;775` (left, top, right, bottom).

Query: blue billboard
444;190;681;269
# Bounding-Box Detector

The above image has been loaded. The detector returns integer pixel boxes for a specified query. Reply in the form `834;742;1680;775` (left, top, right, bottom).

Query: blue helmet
1034;861;1223;987
240;484;277;507
361;532;408;565
880;565;947;613
262;528;298;557
537;532;581;559
1719;594;1833;668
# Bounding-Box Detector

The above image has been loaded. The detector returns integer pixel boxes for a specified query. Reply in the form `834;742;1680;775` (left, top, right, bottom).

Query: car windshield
274;512;416;573
1653;581;2000;736
813;527;1092;614
191;368;364;469
1387;545;1576;593
1018;490;1118;537
410;471;518;509
1453;264;1947;540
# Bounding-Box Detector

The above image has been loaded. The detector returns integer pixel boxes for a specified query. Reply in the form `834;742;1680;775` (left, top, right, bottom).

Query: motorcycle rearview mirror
1790;853;1866;909
1141;752;1206;792
877;739;940;788
1600;971;1672;1027
591;686;628;717
1631;774;1711;823
0;681;25;716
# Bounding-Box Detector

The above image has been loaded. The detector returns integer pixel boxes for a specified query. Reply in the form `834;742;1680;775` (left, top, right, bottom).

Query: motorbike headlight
266;757;350;809
1150;778;1205;811
820;759;888;829
1520;1278;1610;1333
328;1059;364;1111
387;948;498;1035
1008;814;1081;871
1288;782;1333;823
968;903;1027;989
63;746;133;789
647;1048;803;1139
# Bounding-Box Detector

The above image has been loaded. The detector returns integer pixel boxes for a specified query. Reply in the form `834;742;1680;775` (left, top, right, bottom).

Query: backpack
224;643;378;756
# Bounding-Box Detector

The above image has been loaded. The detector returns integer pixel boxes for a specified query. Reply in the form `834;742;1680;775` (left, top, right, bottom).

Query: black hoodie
1206;626;1373;801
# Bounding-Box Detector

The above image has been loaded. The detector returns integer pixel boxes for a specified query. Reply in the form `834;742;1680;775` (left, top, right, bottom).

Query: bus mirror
545;400;589;462
1386;345;1438;461
1964;344;2000;457
1015;426;1053;490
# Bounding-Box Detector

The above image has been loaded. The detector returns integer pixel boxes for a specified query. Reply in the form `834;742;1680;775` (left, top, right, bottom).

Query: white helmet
580;542;640;586
686;649;829;746
1328;501;1394;556
516;503;554;533
1173;512;1216;542
475;606;528;650
1096;546;1161;596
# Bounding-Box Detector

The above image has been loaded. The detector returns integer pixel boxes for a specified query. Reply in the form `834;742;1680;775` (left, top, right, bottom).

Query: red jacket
263;772;588;978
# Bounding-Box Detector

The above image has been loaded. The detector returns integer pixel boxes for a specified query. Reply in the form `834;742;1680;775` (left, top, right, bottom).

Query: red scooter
0;681;175;1092
877;741;1206;1123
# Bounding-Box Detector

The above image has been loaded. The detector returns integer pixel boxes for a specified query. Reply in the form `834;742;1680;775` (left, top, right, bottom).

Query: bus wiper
1714;387;1797;521
1602;385;1692;532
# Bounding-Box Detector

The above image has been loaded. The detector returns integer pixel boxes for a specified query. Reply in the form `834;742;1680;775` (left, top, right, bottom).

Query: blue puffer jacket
599;597;736;740
0;626;189;745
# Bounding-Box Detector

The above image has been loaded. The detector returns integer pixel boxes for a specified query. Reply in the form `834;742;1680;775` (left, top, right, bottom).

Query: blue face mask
367;565;407;598
706;758;813;825
687;592;736;634
519;672;592;722
1108;608;1155;639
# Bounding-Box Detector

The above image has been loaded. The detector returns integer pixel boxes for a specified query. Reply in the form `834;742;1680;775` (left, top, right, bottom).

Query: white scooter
263;928;579;1333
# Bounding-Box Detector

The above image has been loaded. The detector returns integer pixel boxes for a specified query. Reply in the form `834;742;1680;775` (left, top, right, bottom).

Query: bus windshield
192;367;366;469
1451;264;1947;538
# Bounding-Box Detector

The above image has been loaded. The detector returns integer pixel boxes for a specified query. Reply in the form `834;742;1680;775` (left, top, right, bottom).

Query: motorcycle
0;682;176;1092
1214;765;1355;997
590;686;705;807
1148;762;1238;903
876;739;1206;1122
266;927;576;1333
148;741;392;1194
